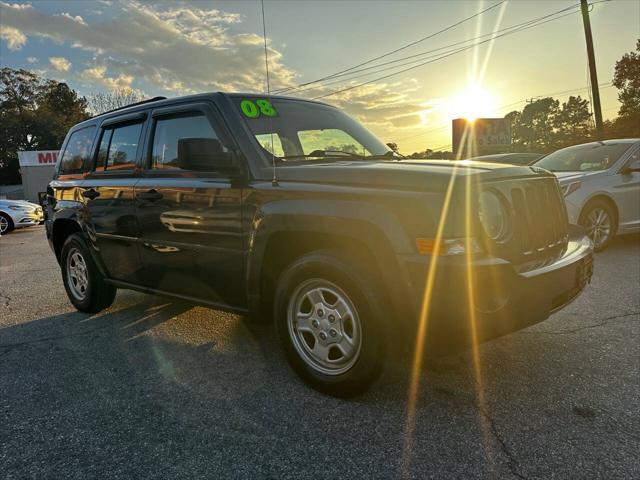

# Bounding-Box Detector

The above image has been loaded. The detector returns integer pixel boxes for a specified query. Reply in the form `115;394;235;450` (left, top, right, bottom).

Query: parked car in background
0;199;44;235
467;153;543;165
533;139;640;251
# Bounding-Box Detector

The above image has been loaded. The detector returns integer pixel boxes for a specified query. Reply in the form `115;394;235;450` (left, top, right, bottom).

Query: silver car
0;199;44;235
534;139;640;250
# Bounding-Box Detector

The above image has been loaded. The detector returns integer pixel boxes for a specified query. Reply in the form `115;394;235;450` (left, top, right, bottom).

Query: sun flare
446;83;497;121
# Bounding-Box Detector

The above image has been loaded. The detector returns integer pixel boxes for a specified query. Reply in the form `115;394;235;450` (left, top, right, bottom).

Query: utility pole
580;0;604;139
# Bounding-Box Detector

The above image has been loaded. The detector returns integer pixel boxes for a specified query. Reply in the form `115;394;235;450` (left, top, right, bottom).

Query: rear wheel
0;212;14;235
61;233;117;313
579;199;616;251
274;251;385;397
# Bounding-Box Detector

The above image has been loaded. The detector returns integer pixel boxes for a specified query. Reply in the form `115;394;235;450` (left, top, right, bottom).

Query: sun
446;83;497;121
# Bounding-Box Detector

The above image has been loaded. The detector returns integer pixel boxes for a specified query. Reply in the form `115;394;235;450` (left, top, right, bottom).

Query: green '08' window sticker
240;99;278;118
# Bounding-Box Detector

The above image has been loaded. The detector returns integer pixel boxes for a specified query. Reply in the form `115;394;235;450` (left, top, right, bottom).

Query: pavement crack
431;386;529;480
520;311;639;335
472;400;529;480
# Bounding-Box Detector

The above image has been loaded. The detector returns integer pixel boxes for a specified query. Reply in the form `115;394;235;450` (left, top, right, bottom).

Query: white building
17;151;59;203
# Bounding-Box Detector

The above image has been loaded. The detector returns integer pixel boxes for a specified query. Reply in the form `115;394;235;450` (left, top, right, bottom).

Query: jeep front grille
510;178;568;259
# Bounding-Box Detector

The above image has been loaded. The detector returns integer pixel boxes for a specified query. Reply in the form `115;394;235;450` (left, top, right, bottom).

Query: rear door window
59;126;96;175
95;122;144;172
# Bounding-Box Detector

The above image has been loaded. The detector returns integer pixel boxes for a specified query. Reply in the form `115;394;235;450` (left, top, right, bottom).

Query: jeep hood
273;159;553;191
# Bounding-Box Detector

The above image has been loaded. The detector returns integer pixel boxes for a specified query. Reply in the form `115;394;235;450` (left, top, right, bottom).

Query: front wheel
579;200;616;251
0;212;14;235
60;233;117;313
274;251;386;397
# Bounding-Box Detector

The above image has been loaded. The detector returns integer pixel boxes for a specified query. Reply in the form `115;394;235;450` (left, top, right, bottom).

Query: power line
310;0;611;100
281;4;578;96
274;1;506;95
496;82;612;112
312;6;587;100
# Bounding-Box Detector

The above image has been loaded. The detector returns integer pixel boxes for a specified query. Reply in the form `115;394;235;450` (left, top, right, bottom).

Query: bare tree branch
88;88;144;114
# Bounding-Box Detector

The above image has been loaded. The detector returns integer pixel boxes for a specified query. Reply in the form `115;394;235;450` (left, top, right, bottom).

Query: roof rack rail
91;96;168;118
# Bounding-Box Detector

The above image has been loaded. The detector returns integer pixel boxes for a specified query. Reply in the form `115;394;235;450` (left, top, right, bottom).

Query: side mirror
177;138;235;172
621;158;640;175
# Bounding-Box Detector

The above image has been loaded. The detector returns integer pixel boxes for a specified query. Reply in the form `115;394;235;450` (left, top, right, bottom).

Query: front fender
246;197;417;318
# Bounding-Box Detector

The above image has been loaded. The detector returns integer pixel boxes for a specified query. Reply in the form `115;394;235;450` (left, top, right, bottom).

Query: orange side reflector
415;238;436;255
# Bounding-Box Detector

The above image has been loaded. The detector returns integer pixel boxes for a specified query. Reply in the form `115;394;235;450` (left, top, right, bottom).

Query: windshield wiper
279;150;401;162
366;151;403;160
279;150;362;161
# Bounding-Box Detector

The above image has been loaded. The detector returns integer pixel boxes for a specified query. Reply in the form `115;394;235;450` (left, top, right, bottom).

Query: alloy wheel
0;215;8;234
585;207;612;249
287;279;362;376
66;248;89;301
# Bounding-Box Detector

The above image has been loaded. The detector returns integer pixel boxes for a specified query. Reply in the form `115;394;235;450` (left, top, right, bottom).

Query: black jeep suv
46;93;593;395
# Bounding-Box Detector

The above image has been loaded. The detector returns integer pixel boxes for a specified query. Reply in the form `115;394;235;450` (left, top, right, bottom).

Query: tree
554;96;592;147
88;88;143;114
613;39;640;119
510;97;560;151
0;68;88;184
386;142;399;153
609;39;640;138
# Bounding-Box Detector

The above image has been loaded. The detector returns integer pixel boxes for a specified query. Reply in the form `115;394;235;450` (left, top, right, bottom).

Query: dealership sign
452;118;511;154
17;150;60;167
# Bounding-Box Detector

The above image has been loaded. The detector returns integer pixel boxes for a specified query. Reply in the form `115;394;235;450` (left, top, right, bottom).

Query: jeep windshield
233;96;394;161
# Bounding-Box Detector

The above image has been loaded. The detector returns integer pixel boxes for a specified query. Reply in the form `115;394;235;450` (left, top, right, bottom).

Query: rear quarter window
58;126;96;177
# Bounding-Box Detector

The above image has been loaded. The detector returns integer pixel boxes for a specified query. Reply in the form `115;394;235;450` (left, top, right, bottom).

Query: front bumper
12;207;44;228
396;228;593;351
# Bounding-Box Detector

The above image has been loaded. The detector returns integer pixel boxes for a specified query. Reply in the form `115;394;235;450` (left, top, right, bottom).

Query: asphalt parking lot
1;225;638;479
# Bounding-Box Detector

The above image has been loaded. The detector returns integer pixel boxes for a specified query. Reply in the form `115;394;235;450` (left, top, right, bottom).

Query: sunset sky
1;0;638;153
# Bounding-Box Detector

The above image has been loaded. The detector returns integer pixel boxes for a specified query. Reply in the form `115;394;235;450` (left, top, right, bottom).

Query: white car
533;139;640;251
0;199;44;235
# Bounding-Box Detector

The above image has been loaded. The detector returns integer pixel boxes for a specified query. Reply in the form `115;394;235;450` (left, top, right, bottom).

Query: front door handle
82;188;100;200
137;189;163;201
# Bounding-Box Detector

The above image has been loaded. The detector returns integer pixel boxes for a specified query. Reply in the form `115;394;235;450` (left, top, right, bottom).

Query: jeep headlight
478;190;511;242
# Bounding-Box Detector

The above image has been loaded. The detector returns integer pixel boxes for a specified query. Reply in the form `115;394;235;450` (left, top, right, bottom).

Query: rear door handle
137;189;163;201
82;188;100;200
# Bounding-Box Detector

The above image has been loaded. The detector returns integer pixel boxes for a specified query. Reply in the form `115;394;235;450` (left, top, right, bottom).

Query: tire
579;199;617;252
0;212;14;235
60;233;117;313
274;251;386;397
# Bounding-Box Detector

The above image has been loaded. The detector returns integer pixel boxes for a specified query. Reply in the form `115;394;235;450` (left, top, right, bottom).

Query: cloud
0;25;26;50
81;65;134;90
314;79;427;129
49;56;71;71
26;56;38;63
0;0;295;94
59;13;87;26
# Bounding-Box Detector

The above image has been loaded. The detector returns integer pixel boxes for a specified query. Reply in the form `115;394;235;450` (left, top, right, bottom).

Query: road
1;226;638;479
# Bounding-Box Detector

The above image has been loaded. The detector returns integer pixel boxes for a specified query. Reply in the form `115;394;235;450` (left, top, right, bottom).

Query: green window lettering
240;99;278;118
240;100;259;118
